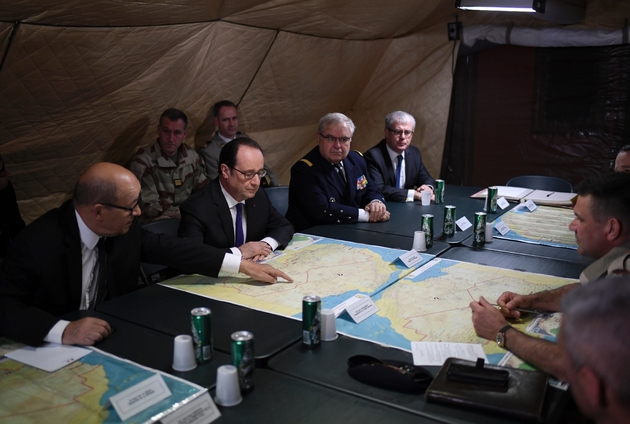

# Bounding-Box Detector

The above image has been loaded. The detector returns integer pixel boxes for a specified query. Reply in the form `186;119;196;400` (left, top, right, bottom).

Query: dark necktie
334;163;346;185
235;203;244;247
89;237;108;309
396;155;403;188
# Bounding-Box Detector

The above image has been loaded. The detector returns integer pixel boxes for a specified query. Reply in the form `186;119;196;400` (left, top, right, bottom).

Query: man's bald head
74;163;137;207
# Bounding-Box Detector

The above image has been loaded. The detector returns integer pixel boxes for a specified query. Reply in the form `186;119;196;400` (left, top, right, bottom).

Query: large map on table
492;204;577;249
0;341;202;423
334;258;575;364
164;234;433;317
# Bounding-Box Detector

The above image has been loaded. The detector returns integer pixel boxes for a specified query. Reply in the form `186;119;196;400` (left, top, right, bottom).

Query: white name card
456;216;472;231
345;295;379;324
523;199;538;211
161;391;221;424
398;250;424;268
497;197;509;209
494;220;511;235
332;294;379;323
110;374;172;421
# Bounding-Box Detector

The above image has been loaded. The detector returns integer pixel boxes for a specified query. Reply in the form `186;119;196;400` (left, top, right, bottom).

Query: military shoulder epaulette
353;150;364;156
300;159;313;167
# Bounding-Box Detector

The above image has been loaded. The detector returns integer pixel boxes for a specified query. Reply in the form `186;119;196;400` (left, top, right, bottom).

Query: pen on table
491;304;549;314
546;192;555;197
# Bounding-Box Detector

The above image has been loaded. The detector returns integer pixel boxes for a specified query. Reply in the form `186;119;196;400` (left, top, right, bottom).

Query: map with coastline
0;341;201;423
164;234;434;317
492;204;577;249
333;258;575;364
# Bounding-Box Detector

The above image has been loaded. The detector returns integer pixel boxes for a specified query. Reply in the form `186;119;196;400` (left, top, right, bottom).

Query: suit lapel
379;142;396;186
63;203;84;307
211;181;236;246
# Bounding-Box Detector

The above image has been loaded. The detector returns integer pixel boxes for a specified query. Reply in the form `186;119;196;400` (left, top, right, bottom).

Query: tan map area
0;358;109;423
498;205;576;247
165;235;414;316
380;261;571;346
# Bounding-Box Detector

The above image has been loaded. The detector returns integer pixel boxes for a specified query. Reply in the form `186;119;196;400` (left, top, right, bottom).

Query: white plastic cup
172;335;197;372
321;309;338;341
421;190;431;206
485;222;493;243
215;365;243;407
413;231;427;252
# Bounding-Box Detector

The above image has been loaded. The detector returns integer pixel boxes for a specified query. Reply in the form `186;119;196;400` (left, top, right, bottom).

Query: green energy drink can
435;179;445;204
191;307;213;364
443;205;456;237
421;214;434;248
302;295;321;348
485;186;498;213
473;212;487;246
231;331;255;392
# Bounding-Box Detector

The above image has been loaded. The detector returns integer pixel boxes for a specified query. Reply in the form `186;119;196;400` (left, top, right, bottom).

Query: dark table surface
462;237;593;267
439;246;584;279
214;369;428;423
62;309;232;388
304;225;451;255
96;284;301;363
332;185;516;244
267;335;568;424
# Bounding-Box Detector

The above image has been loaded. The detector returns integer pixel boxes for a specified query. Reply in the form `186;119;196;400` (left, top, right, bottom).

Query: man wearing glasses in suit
286;112;389;232
364;111;435;202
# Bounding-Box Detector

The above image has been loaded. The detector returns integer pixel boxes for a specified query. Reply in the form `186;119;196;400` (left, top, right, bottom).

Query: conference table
3;184;584;423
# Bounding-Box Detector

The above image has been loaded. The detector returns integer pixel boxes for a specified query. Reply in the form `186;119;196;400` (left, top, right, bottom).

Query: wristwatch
496;324;513;348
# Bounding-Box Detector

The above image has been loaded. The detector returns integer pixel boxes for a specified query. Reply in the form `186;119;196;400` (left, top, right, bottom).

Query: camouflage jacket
130;140;208;222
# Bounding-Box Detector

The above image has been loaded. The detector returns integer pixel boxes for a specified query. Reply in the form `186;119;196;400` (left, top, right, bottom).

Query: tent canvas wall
1;0;628;223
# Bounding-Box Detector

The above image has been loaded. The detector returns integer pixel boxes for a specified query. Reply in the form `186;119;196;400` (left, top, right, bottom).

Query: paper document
411;342;487;366
5;343;91;372
470;186;533;201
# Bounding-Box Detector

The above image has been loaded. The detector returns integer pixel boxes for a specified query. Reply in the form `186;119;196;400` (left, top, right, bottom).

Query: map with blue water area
335;258;575;364
164;234;434;317
492;204;577;249
0;343;202;423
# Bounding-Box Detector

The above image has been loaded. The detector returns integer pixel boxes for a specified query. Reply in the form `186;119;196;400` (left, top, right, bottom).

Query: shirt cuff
261;237;279;250
230;247;242;257
358;209;369;222
406;189;415;202
221;253;241;274
44;320;70;344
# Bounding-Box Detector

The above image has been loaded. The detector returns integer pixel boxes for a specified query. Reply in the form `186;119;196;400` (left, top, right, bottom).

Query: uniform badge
329;197;336;203
174;179;182;187
356;175;368;191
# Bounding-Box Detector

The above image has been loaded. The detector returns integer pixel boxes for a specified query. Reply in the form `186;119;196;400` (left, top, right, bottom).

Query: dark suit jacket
178;179;294;250
0;200;226;346
0;181;26;257
286;146;385;232
364;140;435;202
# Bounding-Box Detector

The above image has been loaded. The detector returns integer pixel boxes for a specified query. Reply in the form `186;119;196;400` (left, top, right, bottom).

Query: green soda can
435;179;445;204
302;295;321;348
190;307;213;364
485;186;498;213
473;212;487;246
421;214;434;248
231;331;255;392
443;205;456;237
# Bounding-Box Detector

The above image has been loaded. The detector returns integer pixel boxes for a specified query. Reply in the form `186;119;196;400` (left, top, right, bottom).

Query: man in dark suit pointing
179;137;294;261
364;111;435;202
0;162;291;346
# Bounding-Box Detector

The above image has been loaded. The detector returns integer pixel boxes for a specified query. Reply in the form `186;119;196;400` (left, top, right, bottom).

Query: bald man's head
73;162;141;237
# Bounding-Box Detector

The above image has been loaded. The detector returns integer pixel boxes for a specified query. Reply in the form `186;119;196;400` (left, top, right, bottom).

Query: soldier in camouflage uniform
199;100;279;187
130;108;208;222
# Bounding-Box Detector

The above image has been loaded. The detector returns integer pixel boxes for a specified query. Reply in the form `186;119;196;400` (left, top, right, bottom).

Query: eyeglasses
230;166;267;180
319;133;352;144
102;200;139;215
387;128;414;137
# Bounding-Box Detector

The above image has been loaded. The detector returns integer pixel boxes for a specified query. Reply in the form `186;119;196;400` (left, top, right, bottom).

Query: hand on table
365;201;389;222
239;260;293;284
62;317;112;345
238;241;272;261
469;296;509;340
